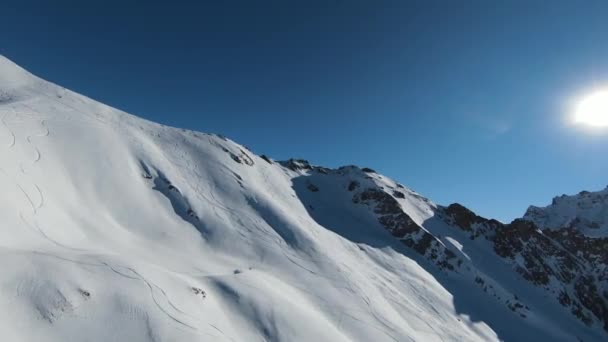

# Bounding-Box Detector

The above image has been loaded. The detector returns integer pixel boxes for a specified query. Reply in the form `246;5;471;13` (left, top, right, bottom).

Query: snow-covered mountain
524;187;608;237
0;55;606;341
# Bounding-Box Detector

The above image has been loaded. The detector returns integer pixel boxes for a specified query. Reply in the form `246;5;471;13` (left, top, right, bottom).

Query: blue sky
2;0;608;222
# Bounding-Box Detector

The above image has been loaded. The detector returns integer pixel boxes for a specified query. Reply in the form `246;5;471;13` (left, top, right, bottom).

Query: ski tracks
0;107;58;249
0;108;16;148
2;107;233;340
47;253;232;340
22;119;48;169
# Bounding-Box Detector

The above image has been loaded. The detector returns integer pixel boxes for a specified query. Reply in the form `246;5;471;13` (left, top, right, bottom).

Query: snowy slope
0;55;605;341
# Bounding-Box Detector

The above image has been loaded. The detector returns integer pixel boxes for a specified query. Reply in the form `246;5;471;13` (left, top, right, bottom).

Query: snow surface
0;55;604;341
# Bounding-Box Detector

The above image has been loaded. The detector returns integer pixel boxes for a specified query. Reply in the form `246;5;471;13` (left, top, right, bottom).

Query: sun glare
574;90;608;127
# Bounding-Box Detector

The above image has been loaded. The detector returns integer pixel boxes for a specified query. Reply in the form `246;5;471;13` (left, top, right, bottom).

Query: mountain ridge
0;54;606;341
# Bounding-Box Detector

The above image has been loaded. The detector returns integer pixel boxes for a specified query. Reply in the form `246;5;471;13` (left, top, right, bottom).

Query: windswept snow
0;55;605;341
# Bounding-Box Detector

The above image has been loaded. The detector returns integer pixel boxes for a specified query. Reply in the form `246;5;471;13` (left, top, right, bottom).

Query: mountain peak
0;54;33;81
0;55;41;104
523;186;608;238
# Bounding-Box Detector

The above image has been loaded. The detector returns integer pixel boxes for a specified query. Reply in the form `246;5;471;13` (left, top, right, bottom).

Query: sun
574;90;608;127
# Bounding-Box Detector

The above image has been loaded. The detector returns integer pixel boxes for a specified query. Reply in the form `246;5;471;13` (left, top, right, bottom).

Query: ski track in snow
0;109;51;246
8;109;58;248
6;112;218;338
0;108;16;148
20;118;48;172
27;250;233;340
6;106;183;332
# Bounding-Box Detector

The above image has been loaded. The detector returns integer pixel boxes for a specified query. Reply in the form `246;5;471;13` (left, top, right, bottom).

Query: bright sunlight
574;90;608;127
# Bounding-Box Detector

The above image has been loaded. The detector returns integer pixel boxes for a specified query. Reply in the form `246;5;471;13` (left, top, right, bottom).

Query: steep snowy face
0;55;503;342
0;54;606;342
524;187;608;237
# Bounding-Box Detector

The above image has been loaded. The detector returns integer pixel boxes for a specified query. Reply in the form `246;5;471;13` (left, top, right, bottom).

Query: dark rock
230;153;242;164
444;203;483;231
238;149;255;166
187;209;199;220
307;183;319;192
575;276;608;330
439;203;502;241
348;181;360;192
392;190;405;199
192;287;207;299
281;159;313;172
353;188;459;271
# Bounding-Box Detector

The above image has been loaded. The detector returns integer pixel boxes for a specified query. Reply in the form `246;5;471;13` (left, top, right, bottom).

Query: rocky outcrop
353;189;458;271
441;201;608;332
494;220;580;286
281;159;330;175
439;203;501;240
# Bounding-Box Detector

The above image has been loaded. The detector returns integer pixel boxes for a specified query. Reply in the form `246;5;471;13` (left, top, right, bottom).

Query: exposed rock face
440;203;501;240
353;188;458;271
306;183;320;192
281;159;313;172
281;159;331;175
392;190;405;199
260;154;273;164
545;228;608;330
440;199;608;332
545;228;608;267
347;180;360;191
494;220;580;286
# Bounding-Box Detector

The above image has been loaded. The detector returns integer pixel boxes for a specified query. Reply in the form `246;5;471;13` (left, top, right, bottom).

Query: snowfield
0;55;605;341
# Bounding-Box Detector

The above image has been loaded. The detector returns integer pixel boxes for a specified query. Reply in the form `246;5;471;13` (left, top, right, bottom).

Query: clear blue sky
2;0;608;222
